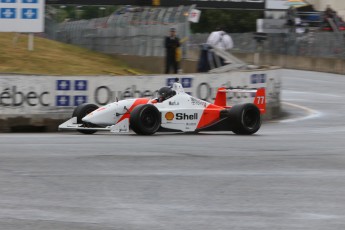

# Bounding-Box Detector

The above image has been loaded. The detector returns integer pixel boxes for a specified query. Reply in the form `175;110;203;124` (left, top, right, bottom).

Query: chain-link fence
189;32;345;59
45;5;345;60
46;5;194;58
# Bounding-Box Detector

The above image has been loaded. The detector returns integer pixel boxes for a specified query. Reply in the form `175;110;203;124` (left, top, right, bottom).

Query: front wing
58;117;130;133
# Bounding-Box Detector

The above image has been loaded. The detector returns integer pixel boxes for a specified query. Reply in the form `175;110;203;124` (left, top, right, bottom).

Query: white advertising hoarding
266;0;289;10
0;71;281;117
0;0;45;32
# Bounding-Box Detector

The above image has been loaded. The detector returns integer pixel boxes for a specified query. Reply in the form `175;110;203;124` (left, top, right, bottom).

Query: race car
59;80;266;135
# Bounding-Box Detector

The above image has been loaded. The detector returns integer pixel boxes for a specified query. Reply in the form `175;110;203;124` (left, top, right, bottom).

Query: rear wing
214;87;266;114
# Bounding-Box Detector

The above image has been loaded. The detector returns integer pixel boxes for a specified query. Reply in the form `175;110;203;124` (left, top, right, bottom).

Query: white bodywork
59;82;263;133
59;82;210;133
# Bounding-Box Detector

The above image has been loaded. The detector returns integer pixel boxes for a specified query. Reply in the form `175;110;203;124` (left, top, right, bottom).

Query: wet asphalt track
0;69;345;230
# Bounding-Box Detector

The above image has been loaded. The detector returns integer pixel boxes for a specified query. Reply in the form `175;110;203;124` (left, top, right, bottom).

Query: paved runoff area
0;69;345;230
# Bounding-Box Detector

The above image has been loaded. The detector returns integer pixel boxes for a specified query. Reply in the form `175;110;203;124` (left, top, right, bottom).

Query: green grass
0;33;146;75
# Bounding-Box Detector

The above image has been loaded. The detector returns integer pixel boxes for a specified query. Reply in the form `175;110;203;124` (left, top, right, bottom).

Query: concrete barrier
113;53;345;75
0;70;281;132
112;55;198;74
230;53;345;75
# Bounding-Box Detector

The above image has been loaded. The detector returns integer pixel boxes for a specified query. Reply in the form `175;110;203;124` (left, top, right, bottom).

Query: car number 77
256;96;265;104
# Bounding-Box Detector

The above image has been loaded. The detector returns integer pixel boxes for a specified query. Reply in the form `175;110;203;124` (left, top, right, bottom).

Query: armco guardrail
0;70;281;132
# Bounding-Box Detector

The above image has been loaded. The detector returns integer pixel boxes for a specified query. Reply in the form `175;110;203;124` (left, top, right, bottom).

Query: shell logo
165;112;174;121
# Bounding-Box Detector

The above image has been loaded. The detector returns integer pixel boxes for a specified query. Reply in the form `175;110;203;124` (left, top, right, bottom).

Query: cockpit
157;87;176;102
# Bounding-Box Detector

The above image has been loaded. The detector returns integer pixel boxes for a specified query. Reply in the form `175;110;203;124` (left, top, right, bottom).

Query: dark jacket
165;36;180;59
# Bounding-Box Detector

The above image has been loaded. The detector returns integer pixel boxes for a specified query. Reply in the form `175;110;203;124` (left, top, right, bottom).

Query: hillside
0;33;146;75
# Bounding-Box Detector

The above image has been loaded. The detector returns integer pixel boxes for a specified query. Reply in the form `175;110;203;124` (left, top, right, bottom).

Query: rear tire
130;104;161;135
72;103;99;134
228;103;261;135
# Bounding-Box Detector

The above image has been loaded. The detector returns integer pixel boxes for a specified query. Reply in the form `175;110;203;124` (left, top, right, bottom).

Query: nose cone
82;110;104;124
81;103;117;126
81;113;94;123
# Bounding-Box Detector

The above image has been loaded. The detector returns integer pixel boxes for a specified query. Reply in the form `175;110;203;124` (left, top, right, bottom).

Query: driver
157;87;176;102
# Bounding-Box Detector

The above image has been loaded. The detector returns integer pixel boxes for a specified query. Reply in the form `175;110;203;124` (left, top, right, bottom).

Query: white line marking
279;102;322;123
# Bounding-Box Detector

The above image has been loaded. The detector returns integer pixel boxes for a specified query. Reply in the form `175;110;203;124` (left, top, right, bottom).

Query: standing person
164;27;180;74
206;27;234;51
325;5;335;19
205;27;234;67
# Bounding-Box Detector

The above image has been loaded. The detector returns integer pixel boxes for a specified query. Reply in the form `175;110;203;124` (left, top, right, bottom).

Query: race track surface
0;69;345;230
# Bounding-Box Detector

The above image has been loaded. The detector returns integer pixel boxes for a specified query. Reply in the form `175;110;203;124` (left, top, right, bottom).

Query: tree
53;6;118;22
191;9;263;33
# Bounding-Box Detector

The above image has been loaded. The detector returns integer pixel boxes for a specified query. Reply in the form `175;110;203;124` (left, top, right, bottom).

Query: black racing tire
228;103;261;135
130;104;161;135
72;103;99;134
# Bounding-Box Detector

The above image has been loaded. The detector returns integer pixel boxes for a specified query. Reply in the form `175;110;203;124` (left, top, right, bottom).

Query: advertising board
0;0;45;32
0;71;281;120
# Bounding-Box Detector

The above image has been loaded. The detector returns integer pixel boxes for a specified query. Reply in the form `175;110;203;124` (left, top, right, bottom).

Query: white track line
279;102;322;123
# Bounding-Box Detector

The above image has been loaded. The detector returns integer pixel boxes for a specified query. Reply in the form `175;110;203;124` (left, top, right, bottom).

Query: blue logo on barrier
166;78;176;87
251;74;266;84
1;0;16;3
22;8;38;19
56;80;88;106
1;8;16;19
181;78;192;88
74;96;87;106
22;0;38;3
75;80;88;91
167;77;192;88
56;96;70;106
57;80;71;91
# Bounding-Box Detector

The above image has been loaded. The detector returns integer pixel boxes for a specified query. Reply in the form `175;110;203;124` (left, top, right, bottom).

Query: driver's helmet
158;87;175;102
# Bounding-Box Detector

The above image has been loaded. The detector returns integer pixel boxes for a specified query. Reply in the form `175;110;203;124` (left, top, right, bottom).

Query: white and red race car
59;81;266;135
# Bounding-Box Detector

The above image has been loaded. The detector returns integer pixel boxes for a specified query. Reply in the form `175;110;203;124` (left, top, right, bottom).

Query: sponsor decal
22;0;38;3
176;113;198;120
181;78;192;88
22;8;38;19
251;74;266;84
1;8;16;19
57;80;71;91
166;78;176;87
169;101;179;106
0;86;49;106
75;80;88;91
190;97;207;107
56;95;70;106
186;123;197;126
1;0;16;3
165;112;174;121
56;80;88;106
94;85;156;105
196;82;255;102
74;95;87;106
166;77;192;88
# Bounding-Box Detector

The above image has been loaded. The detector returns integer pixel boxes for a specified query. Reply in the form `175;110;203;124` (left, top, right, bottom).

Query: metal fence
48;5;194;58
189;32;345;59
46;5;345;60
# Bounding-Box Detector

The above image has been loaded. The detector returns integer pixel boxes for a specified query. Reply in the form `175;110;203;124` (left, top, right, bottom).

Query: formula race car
59;81;266;135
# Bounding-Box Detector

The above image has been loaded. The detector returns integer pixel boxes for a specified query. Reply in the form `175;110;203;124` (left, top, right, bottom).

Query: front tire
72;103;99;134
130;104;161;135
228;103;261;135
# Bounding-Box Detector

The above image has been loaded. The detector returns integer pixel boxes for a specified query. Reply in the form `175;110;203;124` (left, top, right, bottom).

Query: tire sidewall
72;103;99;134
130;104;161;135
229;103;261;135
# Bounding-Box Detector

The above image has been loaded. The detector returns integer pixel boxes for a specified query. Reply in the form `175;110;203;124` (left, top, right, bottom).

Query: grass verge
0;33;147;76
